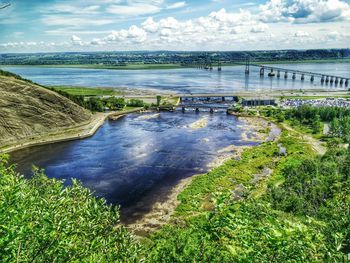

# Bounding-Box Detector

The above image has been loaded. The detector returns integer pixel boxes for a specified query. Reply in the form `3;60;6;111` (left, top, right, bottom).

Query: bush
0;154;141;262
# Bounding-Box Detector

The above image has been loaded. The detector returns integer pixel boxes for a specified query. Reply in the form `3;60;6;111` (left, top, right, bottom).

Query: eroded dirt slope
0;75;92;147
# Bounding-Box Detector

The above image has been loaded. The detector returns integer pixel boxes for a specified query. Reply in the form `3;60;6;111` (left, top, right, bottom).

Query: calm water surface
2;63;350;93
10;112;258;221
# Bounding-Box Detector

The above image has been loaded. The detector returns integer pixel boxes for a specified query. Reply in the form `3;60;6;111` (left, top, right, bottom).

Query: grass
50;86;120;96
173;118;315;220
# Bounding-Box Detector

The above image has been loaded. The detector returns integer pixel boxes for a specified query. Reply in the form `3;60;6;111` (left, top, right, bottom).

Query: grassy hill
0;72;92;150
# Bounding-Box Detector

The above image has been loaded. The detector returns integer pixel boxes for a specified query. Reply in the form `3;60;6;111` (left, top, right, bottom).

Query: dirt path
281;123;326;155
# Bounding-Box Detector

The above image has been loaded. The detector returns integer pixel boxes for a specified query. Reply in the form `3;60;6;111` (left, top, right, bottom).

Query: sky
0;0;350;53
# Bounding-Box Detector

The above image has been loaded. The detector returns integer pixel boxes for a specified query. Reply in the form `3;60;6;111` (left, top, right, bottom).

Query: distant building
242;99;276;107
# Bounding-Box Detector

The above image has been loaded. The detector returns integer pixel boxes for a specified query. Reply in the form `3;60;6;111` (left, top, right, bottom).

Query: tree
156;95;162;106
0;154;141;262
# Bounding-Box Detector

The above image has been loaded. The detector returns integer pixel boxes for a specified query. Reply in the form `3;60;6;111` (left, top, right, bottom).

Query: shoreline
0;107;143;154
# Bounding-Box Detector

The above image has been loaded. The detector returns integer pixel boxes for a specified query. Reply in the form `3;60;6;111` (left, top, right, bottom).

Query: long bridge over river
194;58;349;87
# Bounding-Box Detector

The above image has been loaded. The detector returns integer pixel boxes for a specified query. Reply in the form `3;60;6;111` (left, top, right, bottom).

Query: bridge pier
345;79;349;87
335;78;339;85
292;73;296;80
260;67;265;76
330;77;334;84
277;70;280;78
310;75;314;82
326;76;329;83
284;72;288;79
195;107;199;113
209;108;214;114
340;79;344;85
321;75;325;83
245;58;250;75
301;74;305;81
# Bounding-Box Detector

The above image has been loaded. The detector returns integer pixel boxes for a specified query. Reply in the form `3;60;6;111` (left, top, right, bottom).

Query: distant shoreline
1;58;350;71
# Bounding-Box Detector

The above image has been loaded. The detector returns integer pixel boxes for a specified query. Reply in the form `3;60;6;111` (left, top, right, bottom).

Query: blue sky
0;0;349;52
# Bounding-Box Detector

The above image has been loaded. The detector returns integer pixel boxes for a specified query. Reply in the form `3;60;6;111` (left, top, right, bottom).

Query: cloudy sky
0;0;349;52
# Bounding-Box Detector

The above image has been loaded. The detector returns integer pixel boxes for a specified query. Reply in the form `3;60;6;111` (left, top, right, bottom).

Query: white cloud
42;15;113;26
106;4;161;16
251;23;269;33
260;0;350;23
71;35;83;45
294;30;310;37
167;1;186;9
142;17;159;33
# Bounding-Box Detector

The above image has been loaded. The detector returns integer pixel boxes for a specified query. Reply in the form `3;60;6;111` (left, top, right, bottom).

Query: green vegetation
1;49;349;67
0;155;141;262
1;104;349;261
51;86;118;96
144;116;349;261
264;105;350;138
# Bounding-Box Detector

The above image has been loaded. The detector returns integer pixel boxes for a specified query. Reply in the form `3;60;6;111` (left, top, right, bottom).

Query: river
2;62;350;93
10;111;264;222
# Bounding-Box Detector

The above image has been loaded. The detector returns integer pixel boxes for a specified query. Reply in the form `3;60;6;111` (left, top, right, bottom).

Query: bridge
248;63;349;87
192;58;349;87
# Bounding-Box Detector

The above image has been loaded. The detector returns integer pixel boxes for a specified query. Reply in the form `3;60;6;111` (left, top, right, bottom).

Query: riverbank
125;116;281;235
0;107;143;154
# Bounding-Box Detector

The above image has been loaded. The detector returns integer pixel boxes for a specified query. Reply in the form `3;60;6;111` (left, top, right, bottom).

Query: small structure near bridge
242;98;276;107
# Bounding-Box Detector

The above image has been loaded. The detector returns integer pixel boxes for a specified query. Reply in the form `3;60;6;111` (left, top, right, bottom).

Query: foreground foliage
0;155;141;262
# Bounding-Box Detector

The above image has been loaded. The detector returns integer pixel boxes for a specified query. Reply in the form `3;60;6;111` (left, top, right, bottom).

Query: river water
10;112;260;222
2;62;350;94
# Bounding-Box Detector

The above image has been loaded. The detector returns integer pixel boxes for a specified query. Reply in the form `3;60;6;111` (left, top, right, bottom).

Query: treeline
264;105;350;139
1;49;349;65
49;87;148;112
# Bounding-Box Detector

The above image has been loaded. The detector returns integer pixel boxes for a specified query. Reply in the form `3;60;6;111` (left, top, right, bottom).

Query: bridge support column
284;72;288;79
340;79;344;85
195;107;199;113
310;75;314;82
301;74;305;81
330;77;334;84
260;67;264;76
321;75;325;83
335;78;339;85
210;108;214;114
326;76;329;83
292;73;296;80
277;70;280;78
245;58;250;75
345;79;349;87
